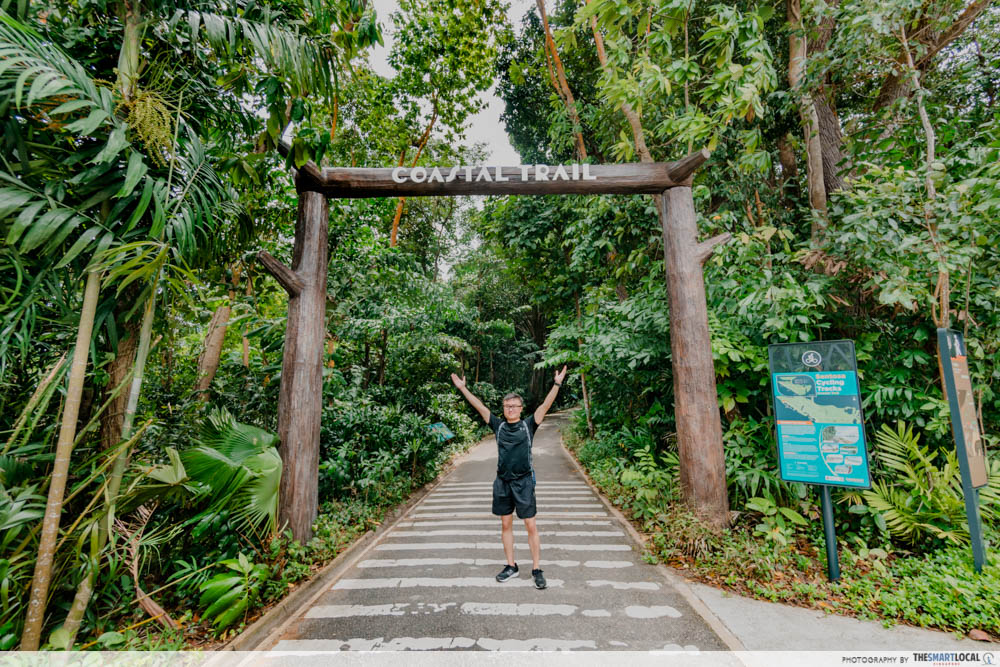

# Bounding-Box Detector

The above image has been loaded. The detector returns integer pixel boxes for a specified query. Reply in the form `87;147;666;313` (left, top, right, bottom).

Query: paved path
267;413;729;652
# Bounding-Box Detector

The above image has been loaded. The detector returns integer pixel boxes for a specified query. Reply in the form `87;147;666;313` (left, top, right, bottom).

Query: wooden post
260;182;328;542
660;186;731;528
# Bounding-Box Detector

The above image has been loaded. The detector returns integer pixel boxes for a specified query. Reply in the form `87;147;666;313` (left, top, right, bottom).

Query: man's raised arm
534;366;567;424
451;373;491;423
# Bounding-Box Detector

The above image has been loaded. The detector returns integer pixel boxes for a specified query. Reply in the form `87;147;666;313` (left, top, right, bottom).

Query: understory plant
863;421;1000;548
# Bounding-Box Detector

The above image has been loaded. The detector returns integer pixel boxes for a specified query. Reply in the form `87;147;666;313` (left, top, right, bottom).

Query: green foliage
197;552;267;631
878;542;1000;635
862;422;1000;547
745;496;808;546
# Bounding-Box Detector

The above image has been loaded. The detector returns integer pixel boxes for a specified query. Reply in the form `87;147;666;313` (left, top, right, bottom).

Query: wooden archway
260;149;731;541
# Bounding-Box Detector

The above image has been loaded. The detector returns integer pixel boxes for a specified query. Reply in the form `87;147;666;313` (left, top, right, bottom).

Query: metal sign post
767;340;872;581
937;329;990;573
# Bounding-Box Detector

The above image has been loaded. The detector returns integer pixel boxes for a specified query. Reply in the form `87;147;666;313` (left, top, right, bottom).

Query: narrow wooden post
263;183;328;542
660;186;730;528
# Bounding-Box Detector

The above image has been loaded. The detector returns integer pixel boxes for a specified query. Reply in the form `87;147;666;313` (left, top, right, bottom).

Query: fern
863;421;995;547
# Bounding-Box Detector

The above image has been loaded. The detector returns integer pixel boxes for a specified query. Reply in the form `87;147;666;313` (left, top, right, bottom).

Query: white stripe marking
411;512;608;519
581;609;611;617
583;560;633;568
305;604;411;618
625;605;682;619
357;558;583;568
375;542;630;552
459;602;576;616
332;577;564;590
588;580;660;590
398;519;612;527
271;637;596;651
419;503;606;509
426;493;596;499
389;530;624;537
439;481;587;486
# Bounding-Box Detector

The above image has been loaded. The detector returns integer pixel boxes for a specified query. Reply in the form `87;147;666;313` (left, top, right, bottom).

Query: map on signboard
768;340;871;490
428;422;455;442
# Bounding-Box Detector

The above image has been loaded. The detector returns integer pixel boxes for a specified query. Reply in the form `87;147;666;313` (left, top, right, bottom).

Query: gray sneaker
496;563;519;582
531;568;547;589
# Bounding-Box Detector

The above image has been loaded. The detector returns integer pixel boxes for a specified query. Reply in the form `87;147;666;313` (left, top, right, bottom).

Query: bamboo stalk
61;287;159;647
20;268;101;650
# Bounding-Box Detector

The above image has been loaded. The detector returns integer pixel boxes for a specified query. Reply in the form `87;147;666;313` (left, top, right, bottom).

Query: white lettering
520;165;531;180
582;163;597;180
553;165;570;181
392;167;407;183
534;164;550;181
463;166;475;181
494;167;509;182
428;167;444;183
572;164;579;180
410;167;427;183
475;167;493;182
446;167;461;182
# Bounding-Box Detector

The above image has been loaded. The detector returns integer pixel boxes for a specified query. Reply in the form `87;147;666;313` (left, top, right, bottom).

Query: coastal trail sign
260;142;734;542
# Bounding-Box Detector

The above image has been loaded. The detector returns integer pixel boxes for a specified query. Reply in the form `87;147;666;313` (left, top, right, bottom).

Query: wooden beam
276;189;329;543
257;251;303;297
312;159;706;198
667;148;711;183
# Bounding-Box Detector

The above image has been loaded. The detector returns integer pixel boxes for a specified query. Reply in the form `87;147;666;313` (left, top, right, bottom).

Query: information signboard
768;340;871;489
938;329;988;488
428;422;455;443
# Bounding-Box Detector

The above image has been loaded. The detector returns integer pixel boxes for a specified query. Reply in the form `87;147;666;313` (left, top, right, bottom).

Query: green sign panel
768;340;871;489
428;422;455;442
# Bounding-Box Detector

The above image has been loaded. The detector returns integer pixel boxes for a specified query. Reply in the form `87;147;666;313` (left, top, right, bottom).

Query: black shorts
492;473;536;519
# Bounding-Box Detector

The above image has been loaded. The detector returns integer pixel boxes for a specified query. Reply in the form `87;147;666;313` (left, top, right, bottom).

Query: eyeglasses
503;404;522;409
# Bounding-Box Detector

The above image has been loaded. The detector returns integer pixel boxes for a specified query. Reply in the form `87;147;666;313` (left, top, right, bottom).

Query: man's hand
554;365;568;385
451;373;489;423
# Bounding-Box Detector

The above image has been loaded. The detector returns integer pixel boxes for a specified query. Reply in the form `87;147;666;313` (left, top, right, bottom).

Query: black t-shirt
488;414;539;480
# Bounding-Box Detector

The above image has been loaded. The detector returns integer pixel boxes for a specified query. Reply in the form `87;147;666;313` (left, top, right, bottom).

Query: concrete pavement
264;412;731;652
258;412;989;653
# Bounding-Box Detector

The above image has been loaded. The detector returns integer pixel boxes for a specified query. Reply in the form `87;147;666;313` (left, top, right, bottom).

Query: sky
367;0;538;166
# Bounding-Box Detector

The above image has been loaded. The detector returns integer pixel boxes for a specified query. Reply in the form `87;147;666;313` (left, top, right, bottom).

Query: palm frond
172;10;340;98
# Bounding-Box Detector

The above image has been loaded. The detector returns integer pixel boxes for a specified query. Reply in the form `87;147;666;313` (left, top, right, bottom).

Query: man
450;366;568;590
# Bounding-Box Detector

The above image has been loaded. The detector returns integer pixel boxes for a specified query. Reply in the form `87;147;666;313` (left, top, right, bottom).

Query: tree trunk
20;269;101;650
242;279;253;367
272;188;328;543
195;302;231;398
537;0;587;160
195;268;241;398
660;188;730;528
814;91;848;194
787;0;828;241
390;103;438;247
376;328;388;386
873;0;991;111
575;296;595;437
100;322;139;452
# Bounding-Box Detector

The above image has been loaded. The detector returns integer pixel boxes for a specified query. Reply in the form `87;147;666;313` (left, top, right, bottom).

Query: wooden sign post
262;148;732;541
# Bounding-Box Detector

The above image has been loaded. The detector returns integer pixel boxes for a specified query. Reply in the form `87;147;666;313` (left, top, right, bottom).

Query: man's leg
523;516;540;570
501;513;516;566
